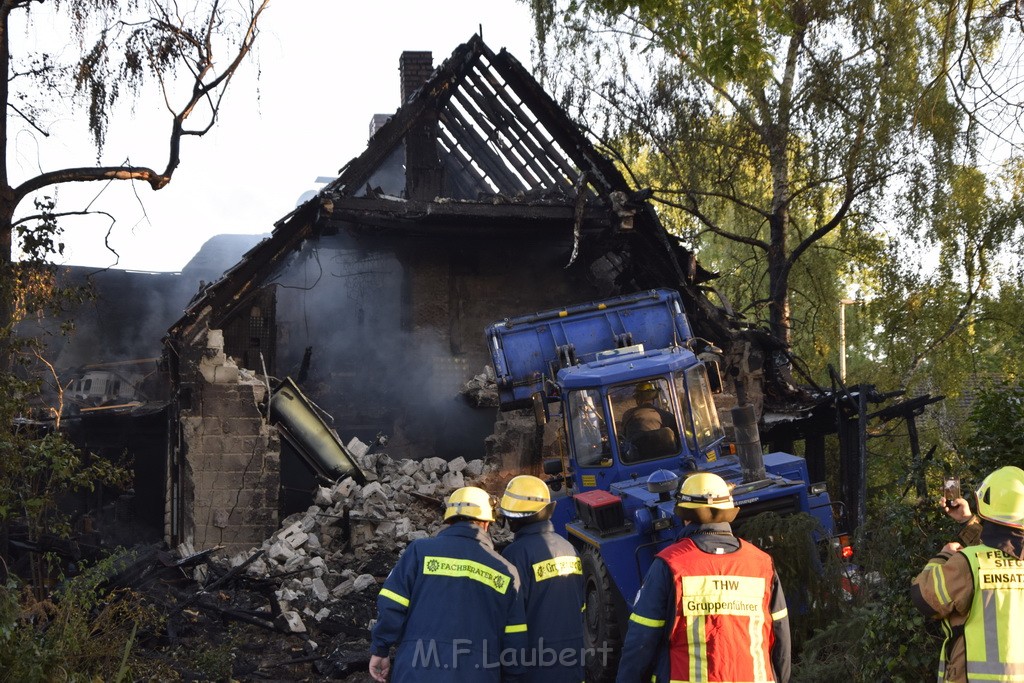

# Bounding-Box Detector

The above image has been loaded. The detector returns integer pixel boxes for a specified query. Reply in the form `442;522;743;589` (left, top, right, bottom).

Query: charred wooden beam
466;63;580;189
439;105;529;193
474;55;592;185
438;132;492;195
447;88;548;189
322;197;612;234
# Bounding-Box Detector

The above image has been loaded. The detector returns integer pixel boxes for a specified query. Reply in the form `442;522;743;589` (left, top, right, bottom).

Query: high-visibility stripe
662;539;776;682
629;612;665;628
422;556;512;594
962;664;1024;678
503;489;548;503
505;623;528;634
533;555;582;582
378;588;409;608
952;545;1024;680
687;615;708;681
749;609;767;681
927;561;952;604
771;608;788;621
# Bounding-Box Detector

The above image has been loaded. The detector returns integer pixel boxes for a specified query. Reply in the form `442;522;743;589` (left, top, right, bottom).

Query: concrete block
211;363;240;384
440;471;465;491
276;611;306;633
268;541;293;563
212;508;230;529
310;577;330;602
398;459;421;477
283;553;307;574
276;588;299;603
395;518;413;537
464;459;485;478
390;475;414;491
360;481;386;501
351;522;375;546
353;574;377;592
332;477;358;499
346;437;369;458
420;457;447;474
314;486;333;507
278;523;309;549
331;578;355;598
307;556;327;575
447;456;467;473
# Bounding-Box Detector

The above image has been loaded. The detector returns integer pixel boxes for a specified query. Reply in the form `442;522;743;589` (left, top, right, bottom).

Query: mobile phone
943;476;961;504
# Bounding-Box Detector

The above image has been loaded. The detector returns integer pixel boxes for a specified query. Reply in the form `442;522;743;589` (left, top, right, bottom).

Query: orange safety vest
658;537;776;682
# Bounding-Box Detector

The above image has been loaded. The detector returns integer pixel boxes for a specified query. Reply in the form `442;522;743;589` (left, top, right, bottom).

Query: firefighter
616;472;791;683
369;486;528;682
621;380;679;460
499;475;585;682
621;381;677;440
911;465;1024;682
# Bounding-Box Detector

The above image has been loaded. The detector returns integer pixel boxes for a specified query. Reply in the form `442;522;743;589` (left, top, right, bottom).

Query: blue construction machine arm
486;289;693;410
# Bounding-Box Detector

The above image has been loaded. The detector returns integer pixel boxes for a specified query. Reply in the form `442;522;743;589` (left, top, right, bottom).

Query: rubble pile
461;365;499;408
170;439;514;679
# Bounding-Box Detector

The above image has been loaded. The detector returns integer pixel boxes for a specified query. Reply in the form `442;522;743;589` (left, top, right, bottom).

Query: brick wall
177;331;280;556
400;51;432;103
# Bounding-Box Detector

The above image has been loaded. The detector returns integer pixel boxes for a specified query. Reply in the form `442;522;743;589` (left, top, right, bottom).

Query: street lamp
839;298;858;382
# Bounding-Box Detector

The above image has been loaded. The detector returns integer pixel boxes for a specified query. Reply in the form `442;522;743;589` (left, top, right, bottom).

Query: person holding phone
911;466;1024;682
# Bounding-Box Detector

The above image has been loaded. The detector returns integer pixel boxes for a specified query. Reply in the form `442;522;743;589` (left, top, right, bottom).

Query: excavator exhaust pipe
731;381;766;483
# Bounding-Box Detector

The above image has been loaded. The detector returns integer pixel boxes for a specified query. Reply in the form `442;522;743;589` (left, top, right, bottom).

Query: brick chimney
400;51;433;103
400;50;443;200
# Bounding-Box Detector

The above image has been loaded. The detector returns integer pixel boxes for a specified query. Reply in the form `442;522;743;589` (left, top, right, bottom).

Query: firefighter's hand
941;541;963;555
369;654;390;682
942;497;972;523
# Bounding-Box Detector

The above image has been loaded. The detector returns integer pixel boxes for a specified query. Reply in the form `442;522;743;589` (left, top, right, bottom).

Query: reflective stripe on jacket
617;525;790;683
502;519;585;683
958;545;1024;681
659;537;778;682
369;521;529;682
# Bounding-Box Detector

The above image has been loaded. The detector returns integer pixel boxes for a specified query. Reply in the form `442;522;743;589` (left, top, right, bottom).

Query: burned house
161;36;756;554
162;36;937;555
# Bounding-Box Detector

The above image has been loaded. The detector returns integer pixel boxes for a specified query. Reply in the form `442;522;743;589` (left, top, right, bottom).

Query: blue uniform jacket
615;523;791;683
370;521;529;682
501;520;586;683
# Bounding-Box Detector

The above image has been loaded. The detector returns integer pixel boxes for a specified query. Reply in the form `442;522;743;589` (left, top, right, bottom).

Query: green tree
0;0;269;335
0;0;270;579
525;0;1022;357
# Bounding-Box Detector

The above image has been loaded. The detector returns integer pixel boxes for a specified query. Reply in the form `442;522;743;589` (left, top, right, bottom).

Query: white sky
18;1;536;272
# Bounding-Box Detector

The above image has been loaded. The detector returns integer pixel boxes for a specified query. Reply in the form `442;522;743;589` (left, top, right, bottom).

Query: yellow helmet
444;486;496;523
500;475;551;518
635;381;658;396
976;466;1024;530
676;472;735;510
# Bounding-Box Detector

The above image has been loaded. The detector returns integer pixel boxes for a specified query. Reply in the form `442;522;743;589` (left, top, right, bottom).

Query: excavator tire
581;547;623;682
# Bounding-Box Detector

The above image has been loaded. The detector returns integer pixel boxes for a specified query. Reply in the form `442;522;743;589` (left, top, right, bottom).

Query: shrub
0;550;163;682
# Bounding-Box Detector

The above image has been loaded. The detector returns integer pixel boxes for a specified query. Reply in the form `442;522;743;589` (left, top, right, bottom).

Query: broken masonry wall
174;328;281;556
267;230;590;464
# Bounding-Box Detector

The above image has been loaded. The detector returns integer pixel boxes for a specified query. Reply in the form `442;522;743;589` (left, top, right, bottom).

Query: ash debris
163;440;510;681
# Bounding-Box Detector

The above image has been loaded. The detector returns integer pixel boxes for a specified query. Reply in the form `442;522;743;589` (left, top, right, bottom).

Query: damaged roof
169;34;721;340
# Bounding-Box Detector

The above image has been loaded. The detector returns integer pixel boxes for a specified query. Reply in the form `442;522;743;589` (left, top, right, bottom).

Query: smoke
28;234;267;401
267;233;494;461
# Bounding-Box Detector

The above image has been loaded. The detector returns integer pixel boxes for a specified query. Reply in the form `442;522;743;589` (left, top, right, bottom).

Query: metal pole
839;299;856;382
